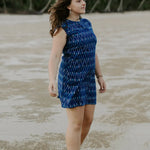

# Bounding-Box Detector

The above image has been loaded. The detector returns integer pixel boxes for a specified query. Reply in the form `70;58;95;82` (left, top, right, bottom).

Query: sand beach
0;11;150;149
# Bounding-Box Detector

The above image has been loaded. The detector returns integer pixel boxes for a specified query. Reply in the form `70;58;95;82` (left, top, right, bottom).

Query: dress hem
61;102;96;109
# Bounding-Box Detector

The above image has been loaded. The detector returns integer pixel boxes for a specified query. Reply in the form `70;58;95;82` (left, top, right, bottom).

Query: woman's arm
48;27;66;97
48;27;66;82
95;52;103;78
95;52;106;93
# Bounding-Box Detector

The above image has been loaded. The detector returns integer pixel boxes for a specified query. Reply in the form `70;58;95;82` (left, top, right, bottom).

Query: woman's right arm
48;27;67;97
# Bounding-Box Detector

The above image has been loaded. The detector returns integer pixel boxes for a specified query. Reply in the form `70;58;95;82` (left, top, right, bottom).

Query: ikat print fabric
57;18;97;108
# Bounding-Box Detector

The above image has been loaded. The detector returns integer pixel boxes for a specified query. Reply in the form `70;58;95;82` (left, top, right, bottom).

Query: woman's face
67;0;86;14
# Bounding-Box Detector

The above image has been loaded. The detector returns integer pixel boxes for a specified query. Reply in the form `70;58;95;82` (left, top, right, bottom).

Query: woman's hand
48;80;57;97
97;77;106;93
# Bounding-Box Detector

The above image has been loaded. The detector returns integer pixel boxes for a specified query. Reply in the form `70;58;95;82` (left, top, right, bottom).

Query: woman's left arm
95;52;106;93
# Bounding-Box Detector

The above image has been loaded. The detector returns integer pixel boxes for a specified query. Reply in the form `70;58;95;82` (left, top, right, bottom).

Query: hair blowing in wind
48;0;71;37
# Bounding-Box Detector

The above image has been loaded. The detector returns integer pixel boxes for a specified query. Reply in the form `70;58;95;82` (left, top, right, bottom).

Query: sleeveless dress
57;17;97;108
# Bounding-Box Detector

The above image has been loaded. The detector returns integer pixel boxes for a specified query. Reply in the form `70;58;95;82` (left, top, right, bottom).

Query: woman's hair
48;0;72;37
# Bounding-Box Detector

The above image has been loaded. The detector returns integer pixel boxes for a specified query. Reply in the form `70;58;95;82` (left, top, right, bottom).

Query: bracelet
96;74;103;79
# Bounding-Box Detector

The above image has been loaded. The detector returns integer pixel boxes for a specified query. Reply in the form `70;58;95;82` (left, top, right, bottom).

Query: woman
48;0;106;149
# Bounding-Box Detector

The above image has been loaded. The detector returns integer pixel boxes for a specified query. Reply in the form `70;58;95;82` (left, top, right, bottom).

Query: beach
0;11;150;150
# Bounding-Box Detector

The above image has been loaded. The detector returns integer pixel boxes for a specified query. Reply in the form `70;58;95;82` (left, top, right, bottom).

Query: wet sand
0;11;150;150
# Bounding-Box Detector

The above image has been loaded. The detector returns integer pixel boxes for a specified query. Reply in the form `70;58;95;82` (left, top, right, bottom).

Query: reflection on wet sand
0;11;150;150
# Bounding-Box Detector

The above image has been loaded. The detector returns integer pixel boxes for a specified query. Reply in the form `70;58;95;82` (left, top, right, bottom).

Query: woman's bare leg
80;104;95;145
66;105;85;150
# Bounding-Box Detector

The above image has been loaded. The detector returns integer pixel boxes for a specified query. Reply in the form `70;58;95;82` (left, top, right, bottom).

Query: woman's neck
67;13;80;21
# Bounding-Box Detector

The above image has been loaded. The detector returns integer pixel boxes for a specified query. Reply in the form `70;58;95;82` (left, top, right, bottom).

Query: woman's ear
67;5;71;10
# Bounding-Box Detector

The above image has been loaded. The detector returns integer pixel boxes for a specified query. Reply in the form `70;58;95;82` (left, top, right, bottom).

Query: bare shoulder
53;27;67;39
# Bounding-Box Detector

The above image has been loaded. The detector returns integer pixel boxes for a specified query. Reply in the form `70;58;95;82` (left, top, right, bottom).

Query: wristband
96;74;103;79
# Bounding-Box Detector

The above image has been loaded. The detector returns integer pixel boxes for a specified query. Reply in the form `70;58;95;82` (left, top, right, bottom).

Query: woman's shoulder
81;18;92;27
61;17;91;24
81;18;90;22
60;17;92;34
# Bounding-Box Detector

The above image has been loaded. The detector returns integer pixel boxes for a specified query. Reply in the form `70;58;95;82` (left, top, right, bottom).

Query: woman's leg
80;104;96;145
66;105;85;150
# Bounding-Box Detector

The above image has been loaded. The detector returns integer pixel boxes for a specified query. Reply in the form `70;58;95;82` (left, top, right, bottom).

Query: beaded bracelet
96;74;103;79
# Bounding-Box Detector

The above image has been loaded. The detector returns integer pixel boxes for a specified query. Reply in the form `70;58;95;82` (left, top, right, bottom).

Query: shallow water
0;11;150;150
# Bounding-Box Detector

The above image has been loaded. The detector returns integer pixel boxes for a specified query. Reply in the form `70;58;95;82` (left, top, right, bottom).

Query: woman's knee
66;106;85;131
83;105;95;126
69;120;83;131
83;116;93;126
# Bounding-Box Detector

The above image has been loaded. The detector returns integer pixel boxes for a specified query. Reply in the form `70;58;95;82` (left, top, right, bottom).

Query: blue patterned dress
57;17;97;108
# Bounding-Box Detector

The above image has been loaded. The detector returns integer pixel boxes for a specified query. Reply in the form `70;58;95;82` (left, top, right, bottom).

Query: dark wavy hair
48;0;81;37
48;0;72;37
